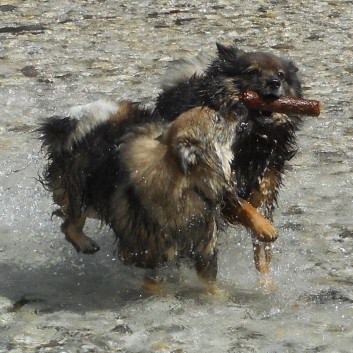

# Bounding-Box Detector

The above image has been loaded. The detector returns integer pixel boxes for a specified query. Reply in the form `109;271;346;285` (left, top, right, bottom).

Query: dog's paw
142;277;167;296
202;283;229;300
257;274;277;294
252;217;277;242
66;235;100;254
80;238;101;254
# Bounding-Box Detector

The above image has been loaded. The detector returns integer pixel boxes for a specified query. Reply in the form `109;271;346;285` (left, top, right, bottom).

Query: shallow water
1;1;353;352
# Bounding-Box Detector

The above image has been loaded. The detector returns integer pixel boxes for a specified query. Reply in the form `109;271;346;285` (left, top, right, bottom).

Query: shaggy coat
38;102;243;283
154;43;303;273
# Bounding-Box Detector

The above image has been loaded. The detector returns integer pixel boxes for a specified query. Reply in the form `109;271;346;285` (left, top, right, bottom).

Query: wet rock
282;205;305;216
147;12;159;18
272;43;296;50
0;298;16;331
282;221;304;231
10;325;61;350
304;345;328;352
0;24;46;34
111;324;133;334
148;324;186;334
7;123;34;133
175;18;195;25
306;32;323;40
338;229;353;239
344;65;353;74
303;289;353;304
314;149;345;163
0;296;12;312
228;325;264;339
0;5;17;12
7;297;44;313
20;65;39;78
80;343;103;353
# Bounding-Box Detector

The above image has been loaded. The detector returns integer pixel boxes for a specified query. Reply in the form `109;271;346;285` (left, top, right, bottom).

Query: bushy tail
37;100;122;154
37;115;78;154
160;52;211;90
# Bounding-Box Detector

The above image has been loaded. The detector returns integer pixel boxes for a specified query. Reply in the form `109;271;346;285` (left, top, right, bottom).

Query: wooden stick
240;90;320;117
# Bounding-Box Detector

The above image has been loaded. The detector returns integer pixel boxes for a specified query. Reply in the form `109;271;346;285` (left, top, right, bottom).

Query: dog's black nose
268;78;281;89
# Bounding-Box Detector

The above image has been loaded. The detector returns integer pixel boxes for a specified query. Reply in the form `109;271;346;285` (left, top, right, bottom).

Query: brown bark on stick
240;90;320;116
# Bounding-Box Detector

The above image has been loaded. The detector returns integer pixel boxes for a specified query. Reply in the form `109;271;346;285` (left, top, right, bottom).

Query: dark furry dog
38;100;275;289
154;42;303;274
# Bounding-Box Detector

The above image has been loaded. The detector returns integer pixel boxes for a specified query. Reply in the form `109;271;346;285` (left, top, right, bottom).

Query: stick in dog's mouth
240;90;321;117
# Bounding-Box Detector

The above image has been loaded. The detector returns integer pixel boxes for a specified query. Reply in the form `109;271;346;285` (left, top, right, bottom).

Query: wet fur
155;43;303;273
38;102;240;283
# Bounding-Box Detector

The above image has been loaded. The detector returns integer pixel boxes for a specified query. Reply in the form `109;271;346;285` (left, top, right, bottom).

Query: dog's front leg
222;192;277;242
251;236;272;274
248;167;279;277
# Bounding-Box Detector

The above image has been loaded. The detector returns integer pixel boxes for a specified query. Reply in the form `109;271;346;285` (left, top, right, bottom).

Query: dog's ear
176;141;202;174
286;60;299;73
284;60;302;97
216;42;240;61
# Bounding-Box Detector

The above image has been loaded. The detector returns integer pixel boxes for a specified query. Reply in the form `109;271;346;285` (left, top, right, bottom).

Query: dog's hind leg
194;221;226;296
60;213;100;254
195;248;227;297
195;248;218;283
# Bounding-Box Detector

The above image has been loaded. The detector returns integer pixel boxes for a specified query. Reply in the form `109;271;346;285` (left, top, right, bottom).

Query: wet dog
155;42;303;274
38;101;275;290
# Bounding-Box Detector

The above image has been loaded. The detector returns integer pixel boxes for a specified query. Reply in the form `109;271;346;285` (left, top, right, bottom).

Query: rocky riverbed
1;1;353;352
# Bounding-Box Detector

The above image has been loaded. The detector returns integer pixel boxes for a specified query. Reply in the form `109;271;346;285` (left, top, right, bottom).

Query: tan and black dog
154;42;303;274
38;100;275;290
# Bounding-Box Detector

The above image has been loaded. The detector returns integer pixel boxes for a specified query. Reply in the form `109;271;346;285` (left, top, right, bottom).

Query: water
1;1;353;352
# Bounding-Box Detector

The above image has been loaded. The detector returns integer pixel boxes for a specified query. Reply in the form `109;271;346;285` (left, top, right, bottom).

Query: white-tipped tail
67;100;119;147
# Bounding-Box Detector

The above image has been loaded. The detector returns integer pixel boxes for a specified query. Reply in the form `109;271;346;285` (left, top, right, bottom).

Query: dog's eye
277;71;285;80
244;67;259;76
